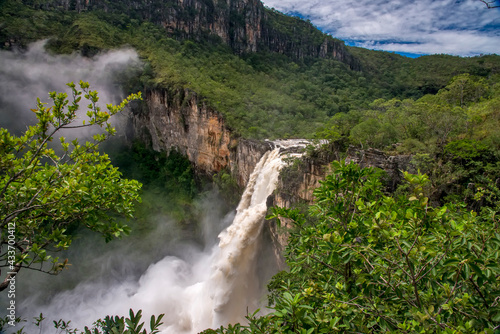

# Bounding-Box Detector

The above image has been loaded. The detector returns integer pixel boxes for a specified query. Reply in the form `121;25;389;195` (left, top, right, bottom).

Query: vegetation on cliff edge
1;0;499;140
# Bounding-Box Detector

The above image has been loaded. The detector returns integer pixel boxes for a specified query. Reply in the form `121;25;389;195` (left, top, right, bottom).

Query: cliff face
274;146;413;209
131;88;270;187
269;145;413;254
27;0;360;69
132;88;412;192
132;88;412;259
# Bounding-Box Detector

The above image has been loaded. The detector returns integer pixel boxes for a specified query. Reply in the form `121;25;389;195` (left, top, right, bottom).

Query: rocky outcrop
131;88;270;187
131;88;412;195
345;146;415;189
130;88;412;260
24;0;360;69
274;145;414;209
269;145;413;254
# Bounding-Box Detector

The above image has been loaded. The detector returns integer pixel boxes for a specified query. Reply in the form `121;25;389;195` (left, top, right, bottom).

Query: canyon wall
274;145;413;208
130;88;270;187
131;88;412;194
130;87;413;264
23;0;361;69
269;144;413;257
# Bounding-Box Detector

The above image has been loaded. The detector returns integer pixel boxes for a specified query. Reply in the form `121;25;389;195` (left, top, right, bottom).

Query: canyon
130;87;413;202
21;0;361;70
128;86;414;271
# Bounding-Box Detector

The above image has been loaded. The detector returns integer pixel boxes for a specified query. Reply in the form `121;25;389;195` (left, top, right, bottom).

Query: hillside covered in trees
1;0;499;140
1;0;500;333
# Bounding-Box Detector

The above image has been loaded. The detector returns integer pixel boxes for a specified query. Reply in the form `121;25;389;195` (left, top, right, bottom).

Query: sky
260;0;500;58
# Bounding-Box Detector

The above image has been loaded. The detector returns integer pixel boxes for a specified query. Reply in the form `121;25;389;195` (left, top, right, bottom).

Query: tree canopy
1;0;499;139
203;161;500;333
0;81;141;291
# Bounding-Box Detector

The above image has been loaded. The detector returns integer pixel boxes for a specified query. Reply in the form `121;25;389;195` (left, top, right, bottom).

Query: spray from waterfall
17;141;305;333
208;148;284;328
138;147;288;333
1;41;311;333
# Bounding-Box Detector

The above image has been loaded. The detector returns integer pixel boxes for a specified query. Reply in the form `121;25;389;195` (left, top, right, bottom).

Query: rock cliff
131;88;271;187
26;0;360;69
269;144;413;256
131;87;413;262
274;145;413;209
131;87;412;193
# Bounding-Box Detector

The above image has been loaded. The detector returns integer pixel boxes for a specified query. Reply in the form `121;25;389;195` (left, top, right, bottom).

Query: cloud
261;0;500;56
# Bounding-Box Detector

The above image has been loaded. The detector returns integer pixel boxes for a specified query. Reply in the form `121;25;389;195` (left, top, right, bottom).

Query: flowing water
17;143;305;333
146;148;286;333
161;147;288;332
1;43;311;332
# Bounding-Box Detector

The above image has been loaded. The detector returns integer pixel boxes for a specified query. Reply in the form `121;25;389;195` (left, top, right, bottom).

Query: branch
415;251;447;284
1;187;46;228
437;263;464;315
479;0;499;8
0;122;63;201
469;276;489;308
364;246;412;277
395;237;422;308
0;264;20;291
306;251;344;276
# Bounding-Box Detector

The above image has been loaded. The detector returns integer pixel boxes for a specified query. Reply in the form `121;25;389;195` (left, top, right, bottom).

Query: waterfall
19;143;305;334
209;148;283;327
174;148;285;332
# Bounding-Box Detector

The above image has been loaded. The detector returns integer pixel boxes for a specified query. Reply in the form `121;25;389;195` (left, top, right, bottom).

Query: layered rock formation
24;0;360;69
130;87;413;261
131;87;413;195
131;88;271;187
274;145;413;209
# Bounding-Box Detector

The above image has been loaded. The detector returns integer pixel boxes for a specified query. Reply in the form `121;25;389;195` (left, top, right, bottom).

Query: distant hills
1;0;499;139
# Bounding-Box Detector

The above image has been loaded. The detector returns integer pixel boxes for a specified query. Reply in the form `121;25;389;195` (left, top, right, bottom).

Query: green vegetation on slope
2;0;499;140
204;161;500;333
111;140;198;225
314;73;500;205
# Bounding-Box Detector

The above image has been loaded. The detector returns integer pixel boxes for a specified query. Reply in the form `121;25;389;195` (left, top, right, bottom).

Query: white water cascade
19;142;306;333
168;147;286;332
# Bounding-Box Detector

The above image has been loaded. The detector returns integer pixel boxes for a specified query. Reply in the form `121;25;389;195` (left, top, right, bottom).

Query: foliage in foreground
1;309;164;334
205;161;500;333
0;82;141;291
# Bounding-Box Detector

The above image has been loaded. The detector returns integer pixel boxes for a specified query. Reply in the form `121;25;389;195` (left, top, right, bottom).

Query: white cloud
261;0;500;56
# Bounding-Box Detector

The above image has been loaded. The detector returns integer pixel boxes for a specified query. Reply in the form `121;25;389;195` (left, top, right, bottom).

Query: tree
205;160;500;333
0;81;142;291
265;161;500;333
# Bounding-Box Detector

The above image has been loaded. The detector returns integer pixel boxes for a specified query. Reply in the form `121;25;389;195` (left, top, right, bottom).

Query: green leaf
443;259;460;267
469;262;483;277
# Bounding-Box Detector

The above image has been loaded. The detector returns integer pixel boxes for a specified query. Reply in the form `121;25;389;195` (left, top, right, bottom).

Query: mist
15;179;276;334
16;190;238;333
0;40;141;136
1;42;282;333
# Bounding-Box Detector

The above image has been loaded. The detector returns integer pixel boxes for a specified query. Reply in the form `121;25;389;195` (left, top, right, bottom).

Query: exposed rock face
131;88;412;260
131;88;270;187
269;145;413;253
274;145;413;209
25;0;360;69
132;88;412;194
345;146;415;189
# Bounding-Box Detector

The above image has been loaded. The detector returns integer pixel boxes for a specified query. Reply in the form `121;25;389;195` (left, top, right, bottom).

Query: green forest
1;0;500;333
